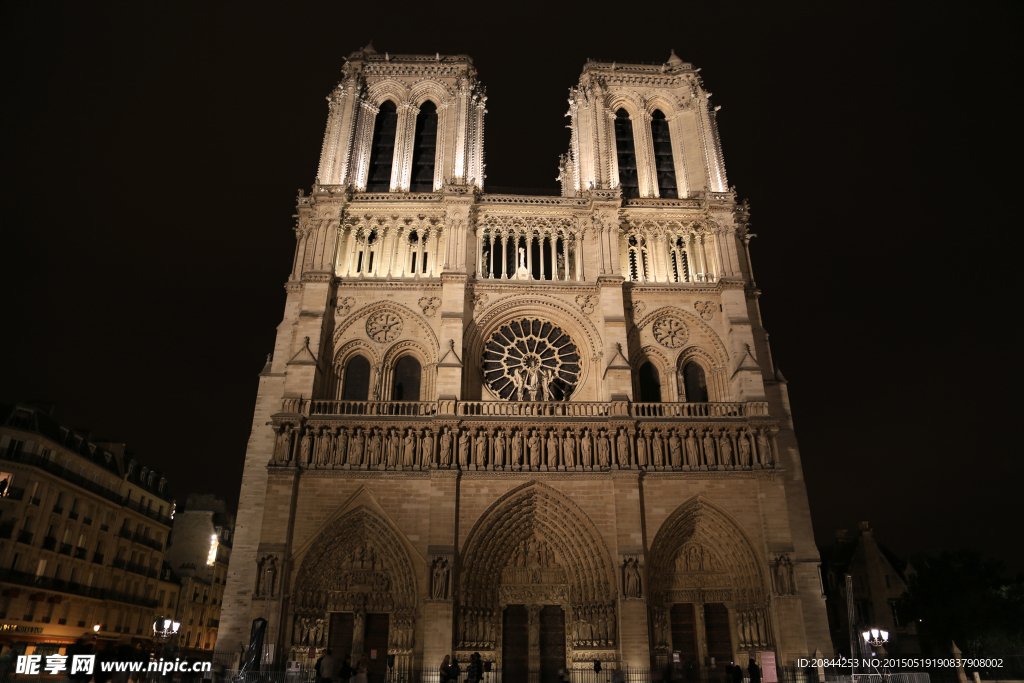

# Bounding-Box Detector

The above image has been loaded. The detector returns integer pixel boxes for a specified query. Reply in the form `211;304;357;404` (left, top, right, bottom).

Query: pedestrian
448;655;462;683
748;659;761;683
339;655;354;683
315;653;325;682
468;653;481;683
353;654;369;683
440;656;451;683
320;649;337;683
68;639;94;683
731;662;743;683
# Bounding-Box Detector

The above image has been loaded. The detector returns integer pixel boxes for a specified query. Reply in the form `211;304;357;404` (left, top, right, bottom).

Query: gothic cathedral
219;46;833;676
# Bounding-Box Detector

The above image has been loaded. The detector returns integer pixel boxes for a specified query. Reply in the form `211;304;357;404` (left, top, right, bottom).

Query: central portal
501;604;565;683
539;605;566;683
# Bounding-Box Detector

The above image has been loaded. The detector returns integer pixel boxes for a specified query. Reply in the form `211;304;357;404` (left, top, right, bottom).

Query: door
503;605;529;683
670;603;698;664
330;613;355;659
703;603;733;666
539;605;565;683
364;614;390;683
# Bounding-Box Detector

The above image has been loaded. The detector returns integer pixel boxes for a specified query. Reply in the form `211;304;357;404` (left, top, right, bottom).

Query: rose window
482;319;581;401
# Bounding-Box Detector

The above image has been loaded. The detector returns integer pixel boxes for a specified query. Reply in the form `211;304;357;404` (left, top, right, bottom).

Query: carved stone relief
336;296;356;316
575;294;598;315
418;296;442;317
693;301;715;320
653;316;689;348
366;312;403;342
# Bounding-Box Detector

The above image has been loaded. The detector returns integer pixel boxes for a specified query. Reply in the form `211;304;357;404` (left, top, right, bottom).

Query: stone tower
218;47;833;676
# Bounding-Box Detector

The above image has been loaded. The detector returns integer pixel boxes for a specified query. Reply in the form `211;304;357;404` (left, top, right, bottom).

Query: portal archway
459;483;617;674
647;496;772;664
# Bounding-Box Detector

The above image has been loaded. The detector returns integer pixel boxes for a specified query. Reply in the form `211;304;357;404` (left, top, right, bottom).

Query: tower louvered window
651;110;678;198
366;101;398;192
409;101;438;192
614;109;639;198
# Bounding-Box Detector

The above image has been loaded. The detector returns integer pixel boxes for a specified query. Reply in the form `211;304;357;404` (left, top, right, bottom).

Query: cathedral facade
219;46;833;676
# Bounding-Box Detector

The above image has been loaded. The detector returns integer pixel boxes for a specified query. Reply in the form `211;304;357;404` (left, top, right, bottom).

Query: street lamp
862;628;889;648
93;624;100;633
153;616;181;642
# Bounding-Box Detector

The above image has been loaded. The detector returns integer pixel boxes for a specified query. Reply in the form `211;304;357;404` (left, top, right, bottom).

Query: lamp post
153;616;181;655
862;629;889;649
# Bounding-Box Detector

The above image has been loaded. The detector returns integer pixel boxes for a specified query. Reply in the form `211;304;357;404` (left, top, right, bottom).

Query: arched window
614;109;639;198
627;233;648;282
366;101;398;192
670;236;690;283
651;110;678;199
683;362;709;403
409;101;438;192
342;356;371;400
638;361;662;402
392;356;422;401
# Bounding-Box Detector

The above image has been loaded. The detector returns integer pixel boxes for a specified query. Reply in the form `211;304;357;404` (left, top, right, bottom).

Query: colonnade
338;225;443;278
478;228;583;281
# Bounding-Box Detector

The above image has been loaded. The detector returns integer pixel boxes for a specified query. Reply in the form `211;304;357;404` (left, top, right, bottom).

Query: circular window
482;319;580;401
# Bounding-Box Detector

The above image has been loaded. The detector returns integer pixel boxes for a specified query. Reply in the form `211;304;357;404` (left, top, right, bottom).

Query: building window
409;101;438;192
614;109;639;198
889;600;900;626
366;100;398;192
341;356;372;401
650;110;678;198
637;362;662;403
392;357;422;401
683;362;709;403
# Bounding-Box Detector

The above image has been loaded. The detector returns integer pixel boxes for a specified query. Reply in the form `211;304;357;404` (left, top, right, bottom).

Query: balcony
17;530;33;545
42;536;57;551
58;543;73;555
3;487;25;501
52;505;64;515
118;528;132;540
92;552;104;565
29;497;41;506
0;522;14;540
68;511;79;521
74;547;87;560
112;558;126;570
83;517;93;526
100;524;109;532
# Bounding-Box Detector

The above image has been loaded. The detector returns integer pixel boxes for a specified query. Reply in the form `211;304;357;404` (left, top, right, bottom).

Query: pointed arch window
614;109;639;198
683;362;708;403
651;110;678;199
342;356;371;401
409;101;438;192
392;356;422;401
366;100;398;192
638;361;662;402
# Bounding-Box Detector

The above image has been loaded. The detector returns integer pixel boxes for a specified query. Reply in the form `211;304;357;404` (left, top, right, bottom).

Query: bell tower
316;44;487;191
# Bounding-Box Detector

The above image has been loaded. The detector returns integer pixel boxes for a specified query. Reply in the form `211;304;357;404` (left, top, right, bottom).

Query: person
468;653;481;683
731;662;744;683
439;656;451;683
448;655;462;683
314;654;324;682
319;649;337;683
339;654;354;683
67;639;94;683
748;658;761;683
353;654;369;683
94;642;116;683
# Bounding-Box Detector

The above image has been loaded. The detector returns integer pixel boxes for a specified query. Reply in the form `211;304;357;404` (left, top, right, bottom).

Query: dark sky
2;2;1020;571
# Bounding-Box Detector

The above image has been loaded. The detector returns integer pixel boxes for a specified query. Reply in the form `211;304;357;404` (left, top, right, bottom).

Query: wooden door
703;603;733;666
502;605;529;683
539;605;565;683
364;614;390;682
670;603;698;664
329;613;355;659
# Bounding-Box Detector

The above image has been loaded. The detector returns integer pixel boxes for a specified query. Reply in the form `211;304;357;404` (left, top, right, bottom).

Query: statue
624;559;641;597
636;431;648;468
368;428;381;465
432;557;449;599
685;429;700;468
349;428;364;465
703;430;717;467
518;246;526;270
616;429;629;467
719;430;733;466
512;430;523;466
563;432;575;467
403;429;416;467
580;429;591;467
494;430;505;467
525;365;540;401
421;430;434;468
511;368;526;401
669;430;682;467
336;428;348;465
540;367;554;401
528;431;541;467
474;431;487;466
458;429;470;466
597;430;610;467
440;427;452;466
546;431;559;467
275;426;292;462
652;431;664;467
737;430;751;467
387;428;400;467
299;429;312;464
757;430;773;466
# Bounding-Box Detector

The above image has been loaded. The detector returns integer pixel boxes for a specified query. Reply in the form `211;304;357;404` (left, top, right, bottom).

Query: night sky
2;3;1020;571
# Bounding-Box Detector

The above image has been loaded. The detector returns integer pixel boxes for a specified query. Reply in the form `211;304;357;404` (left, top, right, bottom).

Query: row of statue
673;544;724;573
274;423;776;470
458;607;498;648
569;603;617;646
736;606;773;649
293;616;327;647
294;588;395;614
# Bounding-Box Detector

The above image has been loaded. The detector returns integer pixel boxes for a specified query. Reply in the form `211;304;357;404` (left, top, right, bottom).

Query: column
561;231;569;281
499;233;507;279
478;231;485;278
539;234;546;281
488;232;495;278
527;233;533;279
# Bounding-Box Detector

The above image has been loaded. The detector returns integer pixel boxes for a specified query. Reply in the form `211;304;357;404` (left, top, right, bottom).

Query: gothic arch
380;338;435;401
675;346;727;402
332;300;440;358
462;294;602;401
604;91;645;117
291;504;419;615
630;306;730;369
648;495;767;608
630;345;674;402
459;481;616;607
409;79;452;107
366;79;410;107
644;95;678;118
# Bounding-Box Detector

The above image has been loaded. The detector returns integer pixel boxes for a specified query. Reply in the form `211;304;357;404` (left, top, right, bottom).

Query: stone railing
280;399;768;420
631;402;767;418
